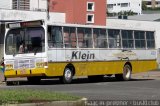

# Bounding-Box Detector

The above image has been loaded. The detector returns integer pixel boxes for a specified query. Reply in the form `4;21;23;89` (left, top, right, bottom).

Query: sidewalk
0;71;4;83
132;70;160;79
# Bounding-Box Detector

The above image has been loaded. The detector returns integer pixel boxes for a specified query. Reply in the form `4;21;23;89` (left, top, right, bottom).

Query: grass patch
0;89;80;104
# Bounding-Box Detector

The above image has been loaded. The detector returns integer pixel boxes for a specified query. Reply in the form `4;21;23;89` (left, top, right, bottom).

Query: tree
142;1;147;10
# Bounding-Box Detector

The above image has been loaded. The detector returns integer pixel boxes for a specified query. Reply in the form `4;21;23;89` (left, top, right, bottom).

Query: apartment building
107;0;142;15
49;0;106;25
143;0;160;8
0;0;47;11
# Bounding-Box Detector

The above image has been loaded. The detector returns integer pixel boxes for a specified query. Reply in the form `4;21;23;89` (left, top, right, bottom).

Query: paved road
0;75;160;100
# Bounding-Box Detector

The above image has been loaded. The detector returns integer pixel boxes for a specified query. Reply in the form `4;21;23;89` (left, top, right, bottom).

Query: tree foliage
142;1;147;10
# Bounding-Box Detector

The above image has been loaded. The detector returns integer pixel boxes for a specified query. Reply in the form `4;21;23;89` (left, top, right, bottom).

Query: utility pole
47;0;50;20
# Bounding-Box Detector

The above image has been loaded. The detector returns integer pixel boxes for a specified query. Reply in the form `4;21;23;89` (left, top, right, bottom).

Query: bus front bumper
4;68;46;78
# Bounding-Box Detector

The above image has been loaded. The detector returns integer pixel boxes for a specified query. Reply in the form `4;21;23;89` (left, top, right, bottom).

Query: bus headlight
5;64;13;70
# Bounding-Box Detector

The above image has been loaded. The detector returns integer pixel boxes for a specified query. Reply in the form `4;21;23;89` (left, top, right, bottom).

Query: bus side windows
47;26;52;48
93;28;108;48
77;28;84;48
84;28;92;48
108;29;121;48
122;30;134;48
63;27;77;48
146;31;155;49
134;31;145;48
77;28;93;48
48;26;63;48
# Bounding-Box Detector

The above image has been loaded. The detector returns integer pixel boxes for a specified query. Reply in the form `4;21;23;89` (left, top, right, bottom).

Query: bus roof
6;19;155;32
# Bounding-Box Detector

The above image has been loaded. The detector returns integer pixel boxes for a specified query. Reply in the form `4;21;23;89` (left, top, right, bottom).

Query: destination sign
7;20;43;28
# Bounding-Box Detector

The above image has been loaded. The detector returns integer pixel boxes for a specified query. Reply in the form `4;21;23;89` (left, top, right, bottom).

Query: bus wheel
115;64;132;81
60;67;73;84
27;77;41;84
88;75;104;82
6;81;13;86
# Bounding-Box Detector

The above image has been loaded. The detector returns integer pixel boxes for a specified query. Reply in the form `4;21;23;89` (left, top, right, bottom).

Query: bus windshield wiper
34;47;38;55
13;52;16;57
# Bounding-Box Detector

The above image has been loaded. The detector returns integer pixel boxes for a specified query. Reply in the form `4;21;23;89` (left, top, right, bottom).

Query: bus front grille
14;59;35;69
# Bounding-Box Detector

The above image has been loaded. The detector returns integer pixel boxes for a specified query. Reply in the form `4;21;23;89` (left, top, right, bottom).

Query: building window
12;0;30;10
87;2;95;11
107;4;113;8
146;2;151;5
121;3;129;7
87;14;94;23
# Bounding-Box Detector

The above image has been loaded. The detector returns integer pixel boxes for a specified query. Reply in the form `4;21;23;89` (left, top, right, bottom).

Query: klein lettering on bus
71;51;95;60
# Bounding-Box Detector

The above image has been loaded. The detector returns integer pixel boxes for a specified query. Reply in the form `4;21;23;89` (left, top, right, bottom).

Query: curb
132;71;160;79
2;98;87;106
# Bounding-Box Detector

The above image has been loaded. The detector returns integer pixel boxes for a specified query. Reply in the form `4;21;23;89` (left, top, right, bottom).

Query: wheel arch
65;63;75;76
124;62;132;71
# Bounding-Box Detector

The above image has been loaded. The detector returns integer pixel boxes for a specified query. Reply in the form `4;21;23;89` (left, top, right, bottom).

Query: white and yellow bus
4;20;157;84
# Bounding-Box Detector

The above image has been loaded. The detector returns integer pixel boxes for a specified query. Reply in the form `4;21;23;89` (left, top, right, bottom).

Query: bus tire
60;67;73;84
115;64;132;81
27;77;41;84
6;81;12;86
88;75;104;82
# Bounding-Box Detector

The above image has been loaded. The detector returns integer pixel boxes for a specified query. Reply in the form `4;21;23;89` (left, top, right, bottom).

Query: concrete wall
0;0;12;9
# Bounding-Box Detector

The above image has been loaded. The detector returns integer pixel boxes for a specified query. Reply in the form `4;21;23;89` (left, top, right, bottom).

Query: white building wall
0;9;65;23
107;0;142;15
130;0;142;14
0;0;12;9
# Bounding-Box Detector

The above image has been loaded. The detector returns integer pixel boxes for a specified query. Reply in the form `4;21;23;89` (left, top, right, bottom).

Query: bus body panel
4;60;157;78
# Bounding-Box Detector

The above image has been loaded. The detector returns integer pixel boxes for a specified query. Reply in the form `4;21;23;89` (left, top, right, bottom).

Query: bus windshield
5;27;45;55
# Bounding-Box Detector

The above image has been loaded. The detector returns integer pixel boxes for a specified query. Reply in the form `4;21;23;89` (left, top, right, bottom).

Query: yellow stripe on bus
4;60;157;78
